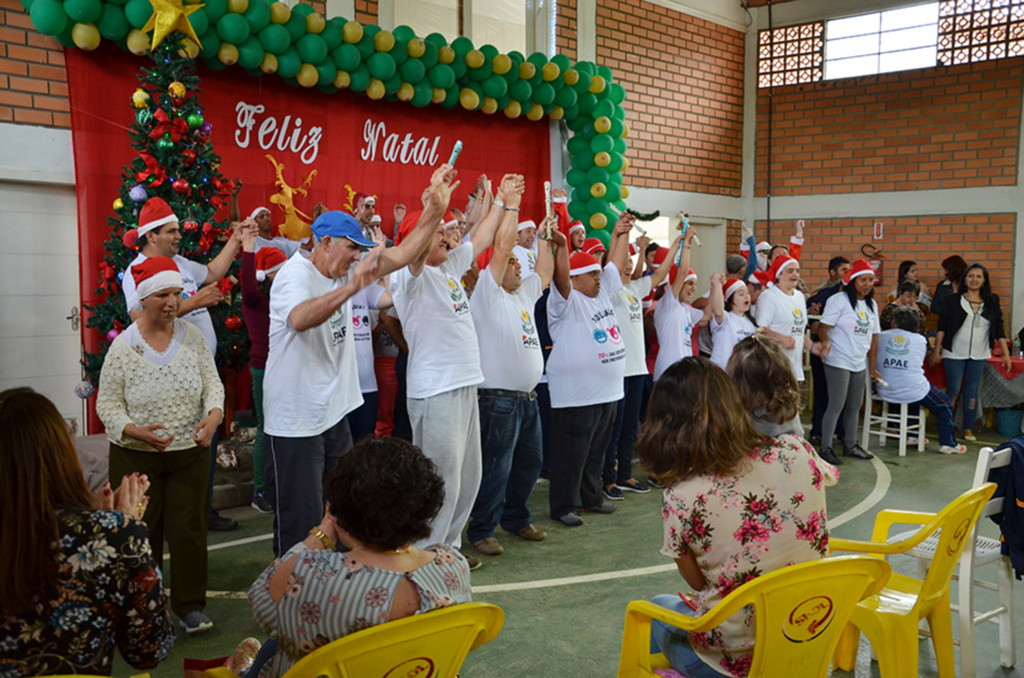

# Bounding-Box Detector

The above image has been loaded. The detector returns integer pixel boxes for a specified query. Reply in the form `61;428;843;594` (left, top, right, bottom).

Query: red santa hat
724;278;746;300
352;191;375;211
122;197;178;250
443;210;458;227
651;246;670;269
843;259;875;285
629;242;639;257
517;220;537;232
128;256;182;311
569;222;586;235
747;269;771;287
668;266;697;286
767;254;798;281
256;247;288;282
582;238;606;256
569;251;601;276
248;206;270;221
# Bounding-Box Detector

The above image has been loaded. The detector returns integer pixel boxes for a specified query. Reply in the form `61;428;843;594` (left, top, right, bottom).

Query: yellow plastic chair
203;602;502;678
830;482;997;677
616;556;892;678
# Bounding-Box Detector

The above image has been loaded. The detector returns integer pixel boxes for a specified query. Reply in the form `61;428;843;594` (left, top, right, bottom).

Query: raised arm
552;223;572;299
648;236;681;289
630;234;650;281
709;272;725;324
289;247;383;332
607;212;633;274
669;228;695;299
378;164;459;278
471;177;516;259
488;175;526;285
463;174;492;241
204;223;243;283
536;215;562;289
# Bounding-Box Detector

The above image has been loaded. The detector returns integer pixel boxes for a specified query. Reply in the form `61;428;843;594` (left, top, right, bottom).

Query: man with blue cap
263;164;459;556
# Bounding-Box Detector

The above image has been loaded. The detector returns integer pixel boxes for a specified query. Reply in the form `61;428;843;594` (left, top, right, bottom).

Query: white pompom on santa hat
122;197;178;251
256;247;288;282
569;251;601;276
128;256;182;312
517;220;537;232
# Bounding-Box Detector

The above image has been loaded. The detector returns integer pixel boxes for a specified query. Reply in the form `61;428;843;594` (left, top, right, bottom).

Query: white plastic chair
861;375;927;457
888;446;1016;677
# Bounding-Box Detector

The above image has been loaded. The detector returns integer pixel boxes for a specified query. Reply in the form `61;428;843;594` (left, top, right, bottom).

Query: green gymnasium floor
119;423;1024;678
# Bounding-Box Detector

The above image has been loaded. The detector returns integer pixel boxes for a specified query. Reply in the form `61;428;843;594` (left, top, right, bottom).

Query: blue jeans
467;395;543;543
918;384;957;447
604;375;645;486
943;358;986;428
649;594;724;678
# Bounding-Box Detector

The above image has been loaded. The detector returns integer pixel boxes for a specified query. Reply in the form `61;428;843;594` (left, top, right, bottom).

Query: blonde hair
726;335;801;425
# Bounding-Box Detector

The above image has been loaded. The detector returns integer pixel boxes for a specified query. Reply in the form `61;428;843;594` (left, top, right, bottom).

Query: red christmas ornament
183;218;199;232
224;315;243;331
113;319;124;332
173;177;189;194
182;149;196;165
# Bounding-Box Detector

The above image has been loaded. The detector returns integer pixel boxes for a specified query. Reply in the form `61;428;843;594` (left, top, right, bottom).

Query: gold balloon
260;53;278;73
407;38;425;58
594;116;611;134
113;197;124;210
341;20;362;42
269;1;289;23
431;87;446;104
563;68;579;86
518;62;536;80
127;28;150;54
366;78;386;99
397;82;415;101
297;63;319;87
333;70;351;88
459;87;480;110
481;96;498;114
526;102;544;121
621;123;629;138
438;46;455;64
588;75;605;94
594;152;611;168
541;62;560;81
218;43;239;65
504;100;522;119
590;182;606;198
465;49;485;69
621;157;629;172
621;185;630;200
549;105;564;120
177;37;200;58
492;54;511;75
590;213;608;229
227;0;247;13
374;30;394;52
305;13;325;34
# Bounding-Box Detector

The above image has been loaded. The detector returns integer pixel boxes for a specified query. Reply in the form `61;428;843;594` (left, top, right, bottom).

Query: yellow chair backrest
618;556;891;678
283;602;503;678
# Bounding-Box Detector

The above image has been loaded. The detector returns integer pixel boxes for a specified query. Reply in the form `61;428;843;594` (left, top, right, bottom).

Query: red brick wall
597;0;744;196
556;0;577;63
756;59;1023;196
0;0;69;127
355;0;377;25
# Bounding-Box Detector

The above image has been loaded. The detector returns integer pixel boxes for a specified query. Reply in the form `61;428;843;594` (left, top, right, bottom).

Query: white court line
187;456;891;594
163;533;272;560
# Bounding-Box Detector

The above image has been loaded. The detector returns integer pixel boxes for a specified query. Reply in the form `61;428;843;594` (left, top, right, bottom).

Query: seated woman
0;388;174;676
726;335;805;439
879;280;925;334
248;437;473;678
635;358;832;678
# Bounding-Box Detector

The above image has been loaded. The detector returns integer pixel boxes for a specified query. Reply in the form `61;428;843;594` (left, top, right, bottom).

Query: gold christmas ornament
141;0;204;51
132;88;150;108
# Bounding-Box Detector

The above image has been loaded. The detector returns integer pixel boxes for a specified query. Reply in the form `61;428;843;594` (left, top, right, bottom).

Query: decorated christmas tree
82;28;248;388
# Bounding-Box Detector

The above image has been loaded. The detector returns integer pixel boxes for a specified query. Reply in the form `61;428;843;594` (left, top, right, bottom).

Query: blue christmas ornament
129;185;148;202
117;271;124;283
74;380;95;399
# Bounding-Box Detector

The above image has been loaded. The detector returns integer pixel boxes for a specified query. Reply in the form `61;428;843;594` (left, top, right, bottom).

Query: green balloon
53;19;74;45
508;50;525;63
424;32;447;47
331;42;360;70
419;39;438;69
282;76;298;86
587;165;610;185
567;199;587;220
316;57;337;86
575;61;594;76
551;54;571;72
571;73;591;94
594;99;615;119
244;67;262;77
296;34;327;64
450;57;466;79
283;10;306;41
237;36;264;69
276;46;301;78
205;56;228;70
123;0;151;28
613;136;627;154
508;79;532;103
187;7;208;35
198;27;220;58
591;133;614;154
96;4;128;39
563;104;579;122
30;0;67;35
579;123;596;141
496;94;510;110
348;63;371;92
567;136;589;155
591;228;611;249
570;187;586;205
389;41;408;65
451;35;473;57
217;13;250;45
555;86;577;108
392;24;416;43
355;32;375;59
526;51;547;69
259;24;289;54
411;80;433;106
399;57;424;84
614;103;626;119
318;83;338;94
598;64;613;81
609;82;625;104
502;52;523;84
480;43;498;60
587;197;609;215
63;0;100;23
566;168;588;187
609;171;623;185
481;74;507;99
290;2;313;17
566;113;588;132
607;152;624;172
441;85;459;109
427;63;454;89
242;0;269;32
577;92;598;116
468;59;492;82
604;183;622;202
320;17;343;50
609;118;625;140
571;152;594;171
383;72;402;94
203;0;226;22
532;82;554;106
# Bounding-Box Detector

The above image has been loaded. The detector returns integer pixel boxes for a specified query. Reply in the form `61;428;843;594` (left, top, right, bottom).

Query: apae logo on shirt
854;309;872;336
527;251;536;269
790;307;805;334
520;310;539;348
328;308;348;346
882;333;911;369
627;295;643;323
446;277;469;315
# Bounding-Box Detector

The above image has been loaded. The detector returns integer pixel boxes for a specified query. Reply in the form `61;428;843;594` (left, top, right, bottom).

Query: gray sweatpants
821;364;867;450
408;385;482;549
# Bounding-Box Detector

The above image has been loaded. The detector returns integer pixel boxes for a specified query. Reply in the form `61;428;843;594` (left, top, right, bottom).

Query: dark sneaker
603;485;625;501
648;476;665;489
251;492;274;514
844;443;873;460
555;512;584;527
582;502;617;514
461;552;483;571
180;611;213;634
819;447;843;466
618;479;651;494
209;510;239;532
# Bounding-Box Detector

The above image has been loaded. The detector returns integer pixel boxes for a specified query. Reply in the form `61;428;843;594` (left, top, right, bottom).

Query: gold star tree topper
142;0;205;51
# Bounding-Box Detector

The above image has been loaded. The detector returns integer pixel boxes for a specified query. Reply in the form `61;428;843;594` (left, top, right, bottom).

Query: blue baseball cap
310;211;376;247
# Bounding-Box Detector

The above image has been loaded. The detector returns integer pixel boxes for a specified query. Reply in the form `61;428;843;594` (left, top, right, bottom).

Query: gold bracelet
308;527;335;551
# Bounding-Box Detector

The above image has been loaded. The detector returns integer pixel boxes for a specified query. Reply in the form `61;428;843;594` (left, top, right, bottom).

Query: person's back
876;328;929;404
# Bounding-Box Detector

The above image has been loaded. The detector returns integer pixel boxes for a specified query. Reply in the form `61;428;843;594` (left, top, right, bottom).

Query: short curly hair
726;335;801;425
325;437;445;552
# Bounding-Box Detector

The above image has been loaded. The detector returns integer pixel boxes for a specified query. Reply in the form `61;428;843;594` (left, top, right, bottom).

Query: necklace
354;543;414;556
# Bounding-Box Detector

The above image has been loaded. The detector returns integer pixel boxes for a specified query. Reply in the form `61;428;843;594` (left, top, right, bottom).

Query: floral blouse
0;509;175;677
660;434;837;677
249;542;473;678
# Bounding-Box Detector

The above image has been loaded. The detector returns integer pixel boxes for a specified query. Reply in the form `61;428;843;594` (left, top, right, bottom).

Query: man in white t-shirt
263;165;459;556
467;190;562;557
546;216;633;527
755;255;810;382
390;174;517;559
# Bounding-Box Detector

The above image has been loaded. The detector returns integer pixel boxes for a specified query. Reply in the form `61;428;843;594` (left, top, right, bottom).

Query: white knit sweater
96;320;225;451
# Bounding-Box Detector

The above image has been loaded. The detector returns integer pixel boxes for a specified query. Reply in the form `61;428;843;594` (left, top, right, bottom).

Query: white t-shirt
255;235;302;258
653;291;704;381
820;293;881;373
391;242;484;399
876;329;930;403
611;277;652;377
263;254;363;437
513;245;538;279
709;312;758;370
471;268;544;392
122;253;216;355
350;285;386;394
546;263;625;408
755;285;808;382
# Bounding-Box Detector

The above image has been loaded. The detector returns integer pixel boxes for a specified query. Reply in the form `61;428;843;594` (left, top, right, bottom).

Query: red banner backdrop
66;45;550;430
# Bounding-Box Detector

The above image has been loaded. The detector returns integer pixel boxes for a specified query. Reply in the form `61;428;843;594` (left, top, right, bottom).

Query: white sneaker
938;444;968;455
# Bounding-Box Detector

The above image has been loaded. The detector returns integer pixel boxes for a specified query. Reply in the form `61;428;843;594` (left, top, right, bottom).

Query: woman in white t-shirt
653;229;710;381
753;255;809;383
817;260;882;466
708;274;758;370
